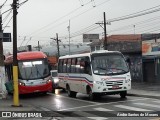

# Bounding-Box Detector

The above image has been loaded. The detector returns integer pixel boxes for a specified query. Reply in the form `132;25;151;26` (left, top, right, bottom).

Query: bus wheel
88;87;96;101
52;88;55;94
66;85;77;98
120;91;127;98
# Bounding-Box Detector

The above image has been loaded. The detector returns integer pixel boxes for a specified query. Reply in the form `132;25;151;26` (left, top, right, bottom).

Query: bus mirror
126;57;130;65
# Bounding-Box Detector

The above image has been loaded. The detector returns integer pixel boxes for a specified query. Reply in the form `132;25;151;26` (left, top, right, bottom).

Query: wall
129;55;142;81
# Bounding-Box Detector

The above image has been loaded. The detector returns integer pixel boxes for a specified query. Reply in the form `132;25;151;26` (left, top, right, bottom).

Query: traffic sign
3;33;11;42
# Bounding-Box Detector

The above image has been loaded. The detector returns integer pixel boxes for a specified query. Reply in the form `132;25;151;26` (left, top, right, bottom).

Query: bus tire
120;91;127;98
66;85;77;98
52;88;55;94
88;87;96;101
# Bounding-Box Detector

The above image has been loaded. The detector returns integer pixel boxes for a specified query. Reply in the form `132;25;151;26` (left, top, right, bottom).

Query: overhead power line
0;0;8;8
27;1;92;37
26;0;111;38
108;15;160;34
3;16;13;31
61;4;160;39
108;5;160;22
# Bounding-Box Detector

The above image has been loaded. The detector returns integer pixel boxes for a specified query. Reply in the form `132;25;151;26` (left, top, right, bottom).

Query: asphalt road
15;90;160;120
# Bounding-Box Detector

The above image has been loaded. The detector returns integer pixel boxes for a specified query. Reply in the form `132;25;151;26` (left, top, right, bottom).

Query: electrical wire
2;9;12;24
33;0;111;41
27;1;92;37
61;4;160;40
108;6;160;23
108;17;160;34
3;15;13;31
0;0;8;8
26;0;111;38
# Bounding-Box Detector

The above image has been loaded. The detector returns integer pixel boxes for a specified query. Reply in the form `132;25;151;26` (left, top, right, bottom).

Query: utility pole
103;12;107;50
96;12;110;50
56;33;60;58
50;33;60;60
38;41;40;51
0;10;7;99
12;0;20;107
68;20;71;55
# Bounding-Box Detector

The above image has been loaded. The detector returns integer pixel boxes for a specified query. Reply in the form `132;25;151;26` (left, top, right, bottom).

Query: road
17;90;160;120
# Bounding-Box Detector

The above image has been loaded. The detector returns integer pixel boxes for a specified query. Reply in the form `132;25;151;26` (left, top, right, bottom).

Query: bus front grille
105;80;123;86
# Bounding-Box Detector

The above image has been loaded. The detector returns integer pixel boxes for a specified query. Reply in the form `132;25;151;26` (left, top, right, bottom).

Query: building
142;33;160;83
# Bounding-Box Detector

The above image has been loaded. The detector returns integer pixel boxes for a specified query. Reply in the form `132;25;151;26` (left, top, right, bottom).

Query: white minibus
58;50;131;100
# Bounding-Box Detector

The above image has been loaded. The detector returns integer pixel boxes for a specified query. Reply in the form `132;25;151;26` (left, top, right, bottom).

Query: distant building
142;33;160;83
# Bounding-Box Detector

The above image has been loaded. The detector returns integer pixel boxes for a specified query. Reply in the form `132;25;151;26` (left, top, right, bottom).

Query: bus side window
71;58;76;73
84;57;91;75
63;59;67;73
67;59;71;73
76;58;81;73
80;58;85;73
58;59;63;73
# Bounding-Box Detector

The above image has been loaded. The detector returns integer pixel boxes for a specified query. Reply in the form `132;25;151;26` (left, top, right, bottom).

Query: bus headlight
94;81;104;85
46;79;52;84
54;78;59;83
125;79;131;83
19;82;25;86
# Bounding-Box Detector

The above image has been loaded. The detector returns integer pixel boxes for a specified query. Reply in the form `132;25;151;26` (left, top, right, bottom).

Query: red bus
4;51;53;94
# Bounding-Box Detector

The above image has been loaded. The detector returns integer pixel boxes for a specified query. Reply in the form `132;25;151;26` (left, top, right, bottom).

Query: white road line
48;93;98;104
87;117;108;120
134;103;160;108
115;105;152;111
40;107;51;111
58;98;149;111
94;107;114;111
152;101;160;103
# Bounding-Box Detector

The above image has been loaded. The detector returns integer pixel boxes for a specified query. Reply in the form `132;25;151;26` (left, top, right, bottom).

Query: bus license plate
112;86;119;89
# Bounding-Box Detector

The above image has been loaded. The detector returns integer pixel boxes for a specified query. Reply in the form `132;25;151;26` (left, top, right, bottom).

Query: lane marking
134;103;160;108
40;107;51;111
48;93;98;104
152;101;160;103
87;117;108;120
58;98;149;111
94;107;114;111
115;105;152;111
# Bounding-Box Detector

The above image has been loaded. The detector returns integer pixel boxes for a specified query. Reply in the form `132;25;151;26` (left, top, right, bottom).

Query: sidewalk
127;82;160;99
0;82;160;112
0;96;36;111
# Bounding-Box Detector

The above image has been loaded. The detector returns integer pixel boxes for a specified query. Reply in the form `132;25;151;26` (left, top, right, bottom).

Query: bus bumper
18;83;52;94
92;82;131;94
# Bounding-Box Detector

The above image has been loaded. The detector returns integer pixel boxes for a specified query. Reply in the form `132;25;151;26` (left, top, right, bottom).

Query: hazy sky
1;0;160;52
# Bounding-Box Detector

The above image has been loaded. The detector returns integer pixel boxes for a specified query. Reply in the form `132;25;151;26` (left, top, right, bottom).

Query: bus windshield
18;59;50;80
91;53;129;75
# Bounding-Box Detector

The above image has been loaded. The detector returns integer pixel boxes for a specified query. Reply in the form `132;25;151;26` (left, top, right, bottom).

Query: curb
127;93;160;99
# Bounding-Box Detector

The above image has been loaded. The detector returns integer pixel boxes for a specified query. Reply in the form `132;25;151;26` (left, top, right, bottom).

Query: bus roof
17;51;47;60
59;50;121;59
5;51;47;64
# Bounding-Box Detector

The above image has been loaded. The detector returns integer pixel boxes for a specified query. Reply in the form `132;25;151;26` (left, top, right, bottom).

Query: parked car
50;70;65;93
